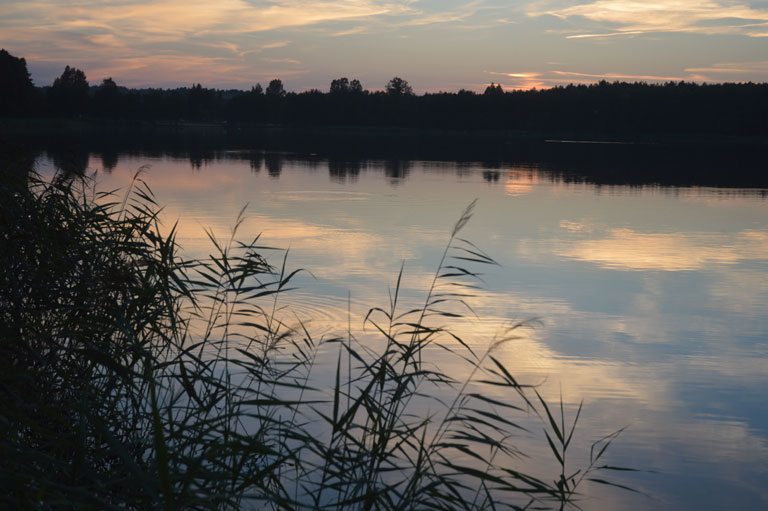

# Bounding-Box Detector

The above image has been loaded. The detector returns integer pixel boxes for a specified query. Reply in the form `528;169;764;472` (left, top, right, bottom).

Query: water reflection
25;150;768;510
553;228;768;271
49;146;89;176
383;159;411;182
100;151;119;173
328;159;361;183
6;124;767;191
249;152;263;173
265;153;282;178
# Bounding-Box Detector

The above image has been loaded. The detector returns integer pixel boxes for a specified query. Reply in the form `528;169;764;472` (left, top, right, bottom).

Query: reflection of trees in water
100;151;119;173
328;159;361;183
304;155;322;172
49;147;89;176
384;160;411;181
455;162;472;178
11;130;768;192
188;151;214;170
265;153;282;178
248;153;264;173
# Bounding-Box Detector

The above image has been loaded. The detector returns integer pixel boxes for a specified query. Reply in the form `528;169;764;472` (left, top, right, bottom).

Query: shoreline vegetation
1;168;639;509
2;49;768;139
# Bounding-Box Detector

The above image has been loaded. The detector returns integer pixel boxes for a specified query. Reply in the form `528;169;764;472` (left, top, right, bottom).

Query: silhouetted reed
0;168;637;510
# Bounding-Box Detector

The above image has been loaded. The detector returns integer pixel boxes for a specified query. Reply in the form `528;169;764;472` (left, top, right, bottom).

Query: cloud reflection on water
37;152;768;510
554;228;768;271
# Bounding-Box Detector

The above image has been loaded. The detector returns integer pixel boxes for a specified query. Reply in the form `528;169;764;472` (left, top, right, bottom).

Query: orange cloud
530;0;768;38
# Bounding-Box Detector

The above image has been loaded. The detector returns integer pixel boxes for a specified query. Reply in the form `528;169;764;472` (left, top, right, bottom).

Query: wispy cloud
486;71;548;89
0;0;416;85
530;0;768;38
261;57;301;65
551;70;688;81
565;30;645;39
1;0;418;36
685;60;768;74
329;26;369;37
84;55;309;87
485;62;768;89
203;40;291;58
485;69;689;89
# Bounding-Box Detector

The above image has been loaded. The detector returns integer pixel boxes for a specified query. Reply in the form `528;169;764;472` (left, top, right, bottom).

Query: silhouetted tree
350;79;364;94
330;77;350;94
188;83;221;121
266;79;286;97
0;49;34;116
93;77;120;119
49;66;89;117
385;77;413;96
484;82;504;96
3;50;767;137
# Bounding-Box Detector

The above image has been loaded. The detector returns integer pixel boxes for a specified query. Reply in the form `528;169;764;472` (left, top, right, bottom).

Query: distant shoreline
3;117;768;147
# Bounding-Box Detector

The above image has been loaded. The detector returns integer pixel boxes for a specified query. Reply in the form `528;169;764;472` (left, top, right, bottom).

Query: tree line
2;49;768;137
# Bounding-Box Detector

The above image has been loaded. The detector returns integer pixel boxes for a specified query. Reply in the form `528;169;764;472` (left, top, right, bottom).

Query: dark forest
2;49;768;137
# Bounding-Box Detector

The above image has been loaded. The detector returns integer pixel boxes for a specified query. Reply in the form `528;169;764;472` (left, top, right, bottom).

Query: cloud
261;57;301;65
82;55;309;87
564;30;646;39
0;0;416;85
485;71;550;89
2;0;417;36
530;0;768;38
485;63;768;88
685;60;768;74
485;69;686;89
329;26;370;37
551;70;689;81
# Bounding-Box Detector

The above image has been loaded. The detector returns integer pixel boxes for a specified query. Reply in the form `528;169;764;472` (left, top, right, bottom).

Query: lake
32;140;768;510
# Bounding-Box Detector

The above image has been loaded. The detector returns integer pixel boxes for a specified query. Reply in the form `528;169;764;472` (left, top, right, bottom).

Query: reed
0;168;637;510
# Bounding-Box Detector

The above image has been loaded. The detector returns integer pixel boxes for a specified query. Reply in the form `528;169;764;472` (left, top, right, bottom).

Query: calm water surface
38;151;768;510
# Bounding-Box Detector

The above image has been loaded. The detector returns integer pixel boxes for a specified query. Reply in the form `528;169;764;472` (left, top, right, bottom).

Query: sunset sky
2;0;768;92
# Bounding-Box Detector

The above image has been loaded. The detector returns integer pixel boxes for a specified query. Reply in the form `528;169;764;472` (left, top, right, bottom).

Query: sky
2;0;768;92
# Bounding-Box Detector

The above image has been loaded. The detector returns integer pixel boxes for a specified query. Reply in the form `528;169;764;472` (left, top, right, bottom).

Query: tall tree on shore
385;76;413;96
265;79;286;97
483;82;504;96
349;79;364;94
48;66;89;117
330;77;350;94
93;77;120;119
0;49;34;116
